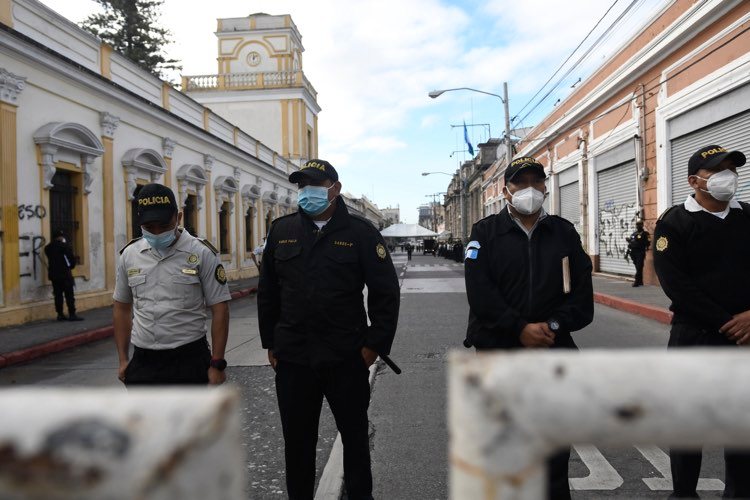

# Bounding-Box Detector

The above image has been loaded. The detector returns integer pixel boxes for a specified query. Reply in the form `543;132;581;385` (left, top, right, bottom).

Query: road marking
636;445;724;491
400;278;465;294
569;445;624;490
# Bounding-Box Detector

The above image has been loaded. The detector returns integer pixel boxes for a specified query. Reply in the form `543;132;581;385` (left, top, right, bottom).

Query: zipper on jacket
527;236;533;317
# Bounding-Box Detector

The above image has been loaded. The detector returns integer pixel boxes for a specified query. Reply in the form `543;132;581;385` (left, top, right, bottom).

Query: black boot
57;313;68;321
68;311;84;321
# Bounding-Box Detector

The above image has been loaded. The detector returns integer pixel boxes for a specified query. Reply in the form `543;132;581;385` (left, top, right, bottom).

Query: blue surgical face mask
298;185;334;216
142;225;177;250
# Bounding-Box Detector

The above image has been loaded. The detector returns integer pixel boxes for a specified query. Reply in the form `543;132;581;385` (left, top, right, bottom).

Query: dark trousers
123;337;211;386
631;251;645;285
668;324;750;498
548;448;571;500
275;358;372;500
51;278;75;315
669;448;750;498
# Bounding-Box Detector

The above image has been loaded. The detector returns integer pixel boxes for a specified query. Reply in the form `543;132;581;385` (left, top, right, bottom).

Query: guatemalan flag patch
465;241;480;260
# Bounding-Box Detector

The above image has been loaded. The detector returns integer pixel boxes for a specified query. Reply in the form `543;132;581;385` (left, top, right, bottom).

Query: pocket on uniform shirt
127;275;147;308
172;274;203;309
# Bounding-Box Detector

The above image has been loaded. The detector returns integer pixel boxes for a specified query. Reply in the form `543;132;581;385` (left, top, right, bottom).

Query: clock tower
183;13;320;167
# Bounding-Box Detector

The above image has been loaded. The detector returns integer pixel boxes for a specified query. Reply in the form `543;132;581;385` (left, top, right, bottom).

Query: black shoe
68;314;84;321
57;314;68;321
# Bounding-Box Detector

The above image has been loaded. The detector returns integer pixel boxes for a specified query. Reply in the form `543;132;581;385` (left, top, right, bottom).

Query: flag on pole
463;121;474;156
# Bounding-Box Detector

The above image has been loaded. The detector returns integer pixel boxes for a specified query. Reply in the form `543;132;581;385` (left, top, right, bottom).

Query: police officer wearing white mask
653;145;750;499
463;155;594;500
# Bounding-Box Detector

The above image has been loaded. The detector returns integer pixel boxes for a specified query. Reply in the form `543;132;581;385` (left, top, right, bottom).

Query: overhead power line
512;0;623;123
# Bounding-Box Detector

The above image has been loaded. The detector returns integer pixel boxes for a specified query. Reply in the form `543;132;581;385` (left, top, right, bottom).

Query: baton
379;353;402;375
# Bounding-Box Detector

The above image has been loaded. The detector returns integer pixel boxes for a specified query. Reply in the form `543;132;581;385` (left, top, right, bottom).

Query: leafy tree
80;0;181;80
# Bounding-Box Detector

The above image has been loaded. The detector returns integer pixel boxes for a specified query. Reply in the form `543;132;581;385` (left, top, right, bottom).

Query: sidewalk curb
0;286;258;370
594;292;672;325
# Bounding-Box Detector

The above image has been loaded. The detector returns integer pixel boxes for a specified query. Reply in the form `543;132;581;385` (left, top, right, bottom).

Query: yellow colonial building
0;0;319;326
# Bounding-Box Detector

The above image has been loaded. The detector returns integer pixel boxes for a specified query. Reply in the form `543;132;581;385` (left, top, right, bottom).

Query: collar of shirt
509;208;548;238
684;195;741;220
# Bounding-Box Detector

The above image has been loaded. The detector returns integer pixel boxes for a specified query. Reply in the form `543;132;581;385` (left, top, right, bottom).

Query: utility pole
503;82;513;164
426;193;442;232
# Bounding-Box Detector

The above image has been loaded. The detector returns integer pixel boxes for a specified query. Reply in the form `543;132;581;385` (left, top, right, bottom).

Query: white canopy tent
380;224;438;238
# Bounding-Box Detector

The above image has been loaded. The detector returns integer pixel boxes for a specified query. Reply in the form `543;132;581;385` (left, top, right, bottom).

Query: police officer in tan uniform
113;183;232;385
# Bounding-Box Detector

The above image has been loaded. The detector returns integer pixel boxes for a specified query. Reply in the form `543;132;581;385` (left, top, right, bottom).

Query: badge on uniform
215;264;227;284
376;243;386;260
465;241;480;260
656;236;668;252
187;254;199;264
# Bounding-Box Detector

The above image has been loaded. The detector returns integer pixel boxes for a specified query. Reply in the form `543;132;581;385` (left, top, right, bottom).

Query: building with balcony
183;13;320;167
0;0;306;326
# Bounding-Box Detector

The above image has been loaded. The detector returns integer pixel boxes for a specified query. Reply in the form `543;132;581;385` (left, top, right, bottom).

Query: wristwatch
547;319;561;333
209;358;227;371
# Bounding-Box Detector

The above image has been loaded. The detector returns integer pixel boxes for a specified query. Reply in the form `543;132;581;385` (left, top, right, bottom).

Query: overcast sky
41;0;664;223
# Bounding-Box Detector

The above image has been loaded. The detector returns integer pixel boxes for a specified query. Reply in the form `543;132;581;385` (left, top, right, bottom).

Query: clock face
247;51;261;67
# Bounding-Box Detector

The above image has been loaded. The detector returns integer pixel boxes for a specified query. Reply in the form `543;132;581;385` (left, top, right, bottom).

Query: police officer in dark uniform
625;220;650;286
258;159;400;500
44;229;82;321
464;156;594;500
653;145;750;499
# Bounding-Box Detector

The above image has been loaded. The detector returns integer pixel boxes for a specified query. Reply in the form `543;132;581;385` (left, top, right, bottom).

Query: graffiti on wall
17;204;47;220
19;234;46;280
598;199;638;261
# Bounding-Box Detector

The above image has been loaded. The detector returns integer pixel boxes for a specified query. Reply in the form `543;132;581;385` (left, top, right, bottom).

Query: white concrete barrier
449;349;750;499
0;388;244;500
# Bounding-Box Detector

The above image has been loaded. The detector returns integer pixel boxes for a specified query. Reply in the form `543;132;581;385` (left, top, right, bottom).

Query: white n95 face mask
509;187;546;215
696;169;738;201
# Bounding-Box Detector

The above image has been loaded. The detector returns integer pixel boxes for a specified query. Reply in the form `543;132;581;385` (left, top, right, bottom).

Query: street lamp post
428;84;514;165
422;171;467;242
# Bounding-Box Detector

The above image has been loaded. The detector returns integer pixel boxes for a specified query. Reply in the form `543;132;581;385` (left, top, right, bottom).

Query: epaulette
547;214;575;227
199;238;219;255
119;237;142;255
350;213;378;230
657;205;679;222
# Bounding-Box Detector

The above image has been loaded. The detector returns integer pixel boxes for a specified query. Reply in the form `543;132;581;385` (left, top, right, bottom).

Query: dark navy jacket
257;198;400;366
464;208;593;349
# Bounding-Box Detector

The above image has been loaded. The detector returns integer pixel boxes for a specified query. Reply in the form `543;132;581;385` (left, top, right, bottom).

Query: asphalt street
0;251;732;499
0;296;338;499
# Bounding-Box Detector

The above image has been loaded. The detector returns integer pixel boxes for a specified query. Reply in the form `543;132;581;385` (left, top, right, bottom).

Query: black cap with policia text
504;156;546;182
688;145;746;176
288;159;339;184
135;183;177;225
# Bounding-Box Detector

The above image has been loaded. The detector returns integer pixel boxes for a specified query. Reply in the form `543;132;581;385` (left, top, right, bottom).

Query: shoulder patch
119;237;142;255
376;243;387;260
466;240;481;250
655;236;668;252
215;264;227;285
199;238;219;255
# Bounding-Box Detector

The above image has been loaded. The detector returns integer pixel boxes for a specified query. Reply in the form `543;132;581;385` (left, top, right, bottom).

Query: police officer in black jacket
626;220;650;287
258;159;400;500
464;156;593;500
44;229;83;321
653;144;750;499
